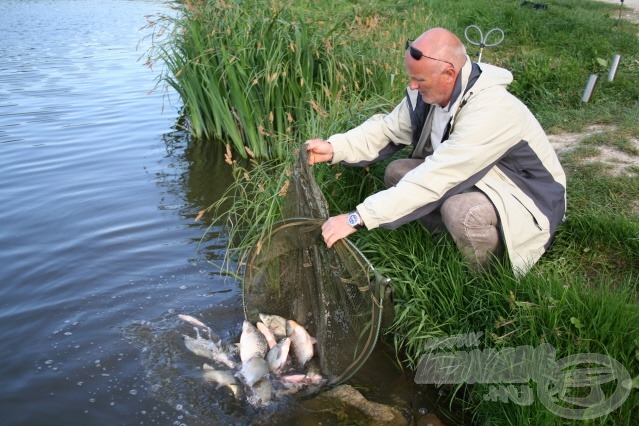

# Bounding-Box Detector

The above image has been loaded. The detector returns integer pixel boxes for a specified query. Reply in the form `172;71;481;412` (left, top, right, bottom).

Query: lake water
0;1;433;424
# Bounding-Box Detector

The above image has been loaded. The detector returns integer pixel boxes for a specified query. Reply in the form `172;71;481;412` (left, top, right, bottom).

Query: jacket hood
447;59;513;129
474;62;513;91
453;59;514;108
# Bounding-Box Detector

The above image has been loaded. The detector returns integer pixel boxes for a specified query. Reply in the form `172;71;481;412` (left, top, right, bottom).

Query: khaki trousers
384;159;504;271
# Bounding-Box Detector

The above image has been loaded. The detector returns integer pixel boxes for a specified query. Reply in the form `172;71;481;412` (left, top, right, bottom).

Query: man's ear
443;67;457;81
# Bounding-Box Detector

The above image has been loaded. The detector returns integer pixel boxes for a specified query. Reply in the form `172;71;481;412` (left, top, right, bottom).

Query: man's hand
321;214;357;248
305;139;334;165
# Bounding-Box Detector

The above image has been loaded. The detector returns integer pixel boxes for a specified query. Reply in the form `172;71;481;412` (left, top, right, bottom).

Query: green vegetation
146;0;390;158
151;0;639;424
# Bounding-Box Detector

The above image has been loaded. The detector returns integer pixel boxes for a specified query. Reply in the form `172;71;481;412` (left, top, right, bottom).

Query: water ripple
0;1;239;424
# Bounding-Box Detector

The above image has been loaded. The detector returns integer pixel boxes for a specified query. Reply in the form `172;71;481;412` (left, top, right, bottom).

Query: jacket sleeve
327;96;414;166
357;88;524;229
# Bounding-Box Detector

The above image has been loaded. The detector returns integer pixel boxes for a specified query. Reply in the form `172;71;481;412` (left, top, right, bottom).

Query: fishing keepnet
242;149;392;386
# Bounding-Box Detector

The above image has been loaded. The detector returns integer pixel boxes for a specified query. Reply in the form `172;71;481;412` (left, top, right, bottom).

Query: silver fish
304;358;325;385
239;320;268;363
275;376;322;398
178;314;209;330
258;313;287;339
274;385;301;398
256;321;277;349
274;378;306;398
286;320;316;367
266;337;291;374
182;334;236;369
202;363;241;398
178;314;215;341
237;356;269;387
247;377;272;407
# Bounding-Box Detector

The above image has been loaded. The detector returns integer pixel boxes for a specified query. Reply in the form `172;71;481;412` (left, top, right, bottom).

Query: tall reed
148;0;390;159
183;0;639;423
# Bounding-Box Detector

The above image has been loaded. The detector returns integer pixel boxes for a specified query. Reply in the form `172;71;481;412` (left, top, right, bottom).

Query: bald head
404;28;468;107
413;28;467;72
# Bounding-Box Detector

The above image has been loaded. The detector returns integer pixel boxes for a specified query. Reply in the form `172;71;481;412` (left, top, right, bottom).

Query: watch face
348;212;360;227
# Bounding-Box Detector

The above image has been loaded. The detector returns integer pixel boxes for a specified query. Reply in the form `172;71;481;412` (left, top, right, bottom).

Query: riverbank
156;0;639;424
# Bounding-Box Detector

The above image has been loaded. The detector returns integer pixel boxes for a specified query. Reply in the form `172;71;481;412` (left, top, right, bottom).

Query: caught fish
239;320;268;362
280;368;324;386
274;383;303;398
256;321;277;349
266;337;291;374
280;374;307;383
178;314;217;341
247;377;272;407
276;371;324;398
202;363;241;398
259;313;287;339
183;334;236;369
274;376;310;398
304;358;326;386
238;356;269;387
178;314;209;330
286;320;316;367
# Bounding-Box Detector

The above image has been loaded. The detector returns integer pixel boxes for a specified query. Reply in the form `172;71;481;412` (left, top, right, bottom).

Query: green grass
202;121;639;426
154;0;639;424
148;0;639;143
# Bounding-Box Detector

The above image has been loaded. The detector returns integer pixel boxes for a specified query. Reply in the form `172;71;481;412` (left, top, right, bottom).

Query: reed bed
146;0;397;159
154;0;639;424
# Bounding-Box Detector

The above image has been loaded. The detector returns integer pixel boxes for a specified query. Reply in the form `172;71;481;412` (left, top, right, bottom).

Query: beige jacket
328;58;567;275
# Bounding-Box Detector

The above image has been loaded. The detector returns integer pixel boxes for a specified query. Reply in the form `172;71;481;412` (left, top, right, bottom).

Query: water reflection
0;0;243;424
156;121;242;282
0;0;440;423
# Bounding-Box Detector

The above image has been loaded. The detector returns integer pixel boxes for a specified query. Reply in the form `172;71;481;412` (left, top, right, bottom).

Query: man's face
405;51;454;107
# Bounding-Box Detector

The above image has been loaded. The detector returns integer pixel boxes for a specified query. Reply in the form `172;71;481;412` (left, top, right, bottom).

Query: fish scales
258;313;287;339
286;319;316;367
238;356;269;387
266;337;291;374
239;320;268;362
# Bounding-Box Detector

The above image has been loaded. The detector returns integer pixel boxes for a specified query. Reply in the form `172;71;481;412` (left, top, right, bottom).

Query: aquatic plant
184;0;639;423
146;0;391;159
205;100;639;426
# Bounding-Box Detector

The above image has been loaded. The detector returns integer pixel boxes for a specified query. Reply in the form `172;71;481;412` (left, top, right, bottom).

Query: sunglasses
405;40;454;68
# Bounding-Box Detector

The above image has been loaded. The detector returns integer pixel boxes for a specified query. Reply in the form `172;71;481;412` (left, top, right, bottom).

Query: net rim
242;220;387;387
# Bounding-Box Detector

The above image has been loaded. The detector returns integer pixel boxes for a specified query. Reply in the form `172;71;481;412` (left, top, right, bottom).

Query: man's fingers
325;234;335;248
321;226;334;248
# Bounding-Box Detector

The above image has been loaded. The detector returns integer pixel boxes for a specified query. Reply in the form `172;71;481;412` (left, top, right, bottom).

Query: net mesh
242;149;390;386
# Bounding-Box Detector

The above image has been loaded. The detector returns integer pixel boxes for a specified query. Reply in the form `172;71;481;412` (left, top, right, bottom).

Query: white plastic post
607;54;621;82
581;74;598;103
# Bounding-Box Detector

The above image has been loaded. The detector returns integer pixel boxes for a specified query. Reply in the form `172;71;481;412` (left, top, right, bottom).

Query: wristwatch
347;210;364;230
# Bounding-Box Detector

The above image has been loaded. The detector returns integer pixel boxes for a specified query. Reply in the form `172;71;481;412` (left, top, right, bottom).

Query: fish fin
229;385;241;398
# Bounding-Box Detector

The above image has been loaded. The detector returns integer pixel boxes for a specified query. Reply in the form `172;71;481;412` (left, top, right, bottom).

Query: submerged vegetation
149;0;639;424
